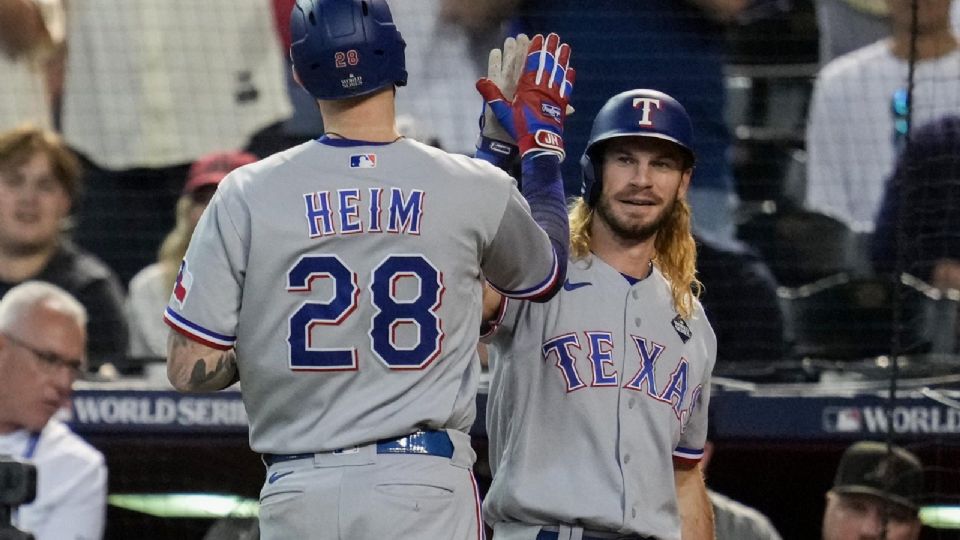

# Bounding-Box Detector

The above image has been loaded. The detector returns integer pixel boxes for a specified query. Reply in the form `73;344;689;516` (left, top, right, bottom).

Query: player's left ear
677;168;693;199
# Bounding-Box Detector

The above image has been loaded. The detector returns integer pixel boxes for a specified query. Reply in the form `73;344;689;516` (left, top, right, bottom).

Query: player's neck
889;29;958;60
318;88;402;143
589;221;656;279
0;242;57;283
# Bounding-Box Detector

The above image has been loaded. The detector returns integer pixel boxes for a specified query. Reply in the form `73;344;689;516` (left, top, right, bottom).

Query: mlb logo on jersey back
350;154;377;168
173;260;193;308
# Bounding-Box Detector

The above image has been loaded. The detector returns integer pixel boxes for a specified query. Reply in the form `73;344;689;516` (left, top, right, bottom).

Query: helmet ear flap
580;148;603;206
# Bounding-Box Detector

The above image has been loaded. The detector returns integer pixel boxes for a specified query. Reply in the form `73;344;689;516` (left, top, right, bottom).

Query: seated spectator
822;440;924;540
696;235;786;363
126;151;257;358
872;115;960;290
0;281;108;539
0;126;127;369
805;0;960;234
0;0;63;131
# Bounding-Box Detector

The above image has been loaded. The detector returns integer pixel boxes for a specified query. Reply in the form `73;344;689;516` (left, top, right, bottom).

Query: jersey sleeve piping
487;250;561;300
672;446;704;462
163;307;236;350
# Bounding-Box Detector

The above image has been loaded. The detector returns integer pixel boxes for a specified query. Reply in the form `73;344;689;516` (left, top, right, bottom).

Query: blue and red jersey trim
163;308;236;350
488;250;562;301
672;445;704;464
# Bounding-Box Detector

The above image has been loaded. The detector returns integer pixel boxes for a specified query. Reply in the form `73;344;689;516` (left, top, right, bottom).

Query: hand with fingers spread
476;33;576;161
476;33;531;161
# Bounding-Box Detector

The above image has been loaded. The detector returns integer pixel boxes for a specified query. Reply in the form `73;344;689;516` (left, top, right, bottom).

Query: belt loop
558;525;584;540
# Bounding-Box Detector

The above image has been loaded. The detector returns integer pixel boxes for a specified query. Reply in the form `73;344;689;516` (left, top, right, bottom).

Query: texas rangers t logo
633;97;661;126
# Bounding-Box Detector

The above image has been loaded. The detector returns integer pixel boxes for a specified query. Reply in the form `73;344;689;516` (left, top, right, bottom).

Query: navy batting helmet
580;89;695;205
290;0;407;101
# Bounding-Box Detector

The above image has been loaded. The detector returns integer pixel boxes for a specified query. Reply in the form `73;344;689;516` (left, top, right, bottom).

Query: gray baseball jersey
163;137;561;454
483;255;717;540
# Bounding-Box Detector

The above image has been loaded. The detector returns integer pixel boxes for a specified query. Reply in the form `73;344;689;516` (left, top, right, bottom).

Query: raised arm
674;459;716;539
475;33;576;302
166;330;239;392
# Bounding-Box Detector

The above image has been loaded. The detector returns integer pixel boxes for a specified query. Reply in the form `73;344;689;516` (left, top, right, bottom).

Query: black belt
537;528;653;540
263;430;454;466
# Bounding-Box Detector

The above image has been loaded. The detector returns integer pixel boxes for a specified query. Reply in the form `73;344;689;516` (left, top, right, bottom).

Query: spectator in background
126;150;257;359
392;0;502;155
444;0;748;247
815;0;960;64
696;235;787;363
822;441;923;540
33;0;293;283
0;126;127;369
0;0;64;131
270;0;326;149
805;0;960;234
872;116;960;291
0;281;107;539
815;0;891;65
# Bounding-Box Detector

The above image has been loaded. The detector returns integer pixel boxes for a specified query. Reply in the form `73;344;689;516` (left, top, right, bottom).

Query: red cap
182;151;258;196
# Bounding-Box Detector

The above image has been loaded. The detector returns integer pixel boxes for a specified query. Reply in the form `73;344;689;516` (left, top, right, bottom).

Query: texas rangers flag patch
350;154;377;168
671;315;692;343
173;260;193;308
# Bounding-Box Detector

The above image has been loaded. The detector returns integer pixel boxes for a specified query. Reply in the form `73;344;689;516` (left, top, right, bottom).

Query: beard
595;190;677;243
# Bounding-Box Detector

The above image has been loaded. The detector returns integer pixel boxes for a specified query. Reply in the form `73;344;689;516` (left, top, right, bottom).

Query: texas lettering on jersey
541;332;702;425
303;186;425;237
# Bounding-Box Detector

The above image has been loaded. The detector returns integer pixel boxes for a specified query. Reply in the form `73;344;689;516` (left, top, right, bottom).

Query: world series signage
63;386;960;439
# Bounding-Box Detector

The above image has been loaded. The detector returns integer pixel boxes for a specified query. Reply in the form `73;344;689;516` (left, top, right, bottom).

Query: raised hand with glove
476;33;576;163
474;33;575;303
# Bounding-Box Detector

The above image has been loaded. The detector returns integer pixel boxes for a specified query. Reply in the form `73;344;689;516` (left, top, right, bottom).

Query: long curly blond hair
569;197;702;319
158;196;198;291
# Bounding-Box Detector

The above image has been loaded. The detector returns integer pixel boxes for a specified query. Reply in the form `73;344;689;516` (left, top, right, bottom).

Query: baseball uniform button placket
261;430;454;466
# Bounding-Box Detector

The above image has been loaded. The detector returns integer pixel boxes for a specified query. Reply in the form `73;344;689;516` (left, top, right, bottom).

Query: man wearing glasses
0;280;106;539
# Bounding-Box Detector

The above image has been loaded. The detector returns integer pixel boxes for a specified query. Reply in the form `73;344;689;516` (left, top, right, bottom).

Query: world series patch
671;315;692;343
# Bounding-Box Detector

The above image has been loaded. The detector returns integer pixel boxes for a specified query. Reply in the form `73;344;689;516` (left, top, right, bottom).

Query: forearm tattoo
188;351;238;389
169;332;238;391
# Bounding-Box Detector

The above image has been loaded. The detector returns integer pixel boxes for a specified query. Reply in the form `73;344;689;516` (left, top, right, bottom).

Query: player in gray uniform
162;1;574;539
478;89;718;540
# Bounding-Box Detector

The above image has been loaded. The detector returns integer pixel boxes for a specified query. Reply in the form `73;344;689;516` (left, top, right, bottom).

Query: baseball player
162;1;574;539
478;89;718;540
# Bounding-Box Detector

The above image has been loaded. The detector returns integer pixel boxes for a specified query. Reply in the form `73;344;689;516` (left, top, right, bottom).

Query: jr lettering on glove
476;33;575;161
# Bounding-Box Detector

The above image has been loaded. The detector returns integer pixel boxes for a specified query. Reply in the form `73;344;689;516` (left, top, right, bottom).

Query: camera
0;456;36;540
